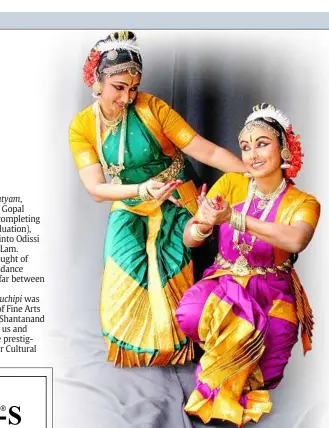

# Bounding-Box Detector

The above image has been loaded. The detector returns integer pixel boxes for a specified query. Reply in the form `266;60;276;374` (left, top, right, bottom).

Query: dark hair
94;31;143;79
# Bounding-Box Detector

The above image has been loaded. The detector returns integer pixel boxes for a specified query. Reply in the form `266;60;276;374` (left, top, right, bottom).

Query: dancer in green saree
69;30;245;367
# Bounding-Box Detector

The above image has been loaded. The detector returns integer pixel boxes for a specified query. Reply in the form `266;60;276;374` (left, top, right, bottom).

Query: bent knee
176;280;216;342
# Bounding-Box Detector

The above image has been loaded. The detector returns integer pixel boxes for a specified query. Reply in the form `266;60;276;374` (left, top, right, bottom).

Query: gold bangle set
137;182;154;201
229;209;246;233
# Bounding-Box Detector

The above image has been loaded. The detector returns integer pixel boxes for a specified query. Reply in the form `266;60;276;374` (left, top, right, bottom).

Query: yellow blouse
207;172;320;229
207;172;321;264
69;92;197;170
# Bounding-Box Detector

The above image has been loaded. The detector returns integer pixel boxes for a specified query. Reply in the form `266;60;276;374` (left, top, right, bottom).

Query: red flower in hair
284;125;304;179
82;50;101;87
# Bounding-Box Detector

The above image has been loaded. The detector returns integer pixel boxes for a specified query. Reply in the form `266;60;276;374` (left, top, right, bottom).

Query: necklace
231;178;287;276
98;105;123;136
252;198;263;215
94;100;127;184
254;181;286;210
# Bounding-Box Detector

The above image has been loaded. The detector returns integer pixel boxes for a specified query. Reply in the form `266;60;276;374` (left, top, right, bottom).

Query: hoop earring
128;98;133;104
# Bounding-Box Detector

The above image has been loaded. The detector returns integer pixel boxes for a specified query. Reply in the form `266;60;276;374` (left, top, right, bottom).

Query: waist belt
152;150;185;183
129;151;185;201
215;252;292;277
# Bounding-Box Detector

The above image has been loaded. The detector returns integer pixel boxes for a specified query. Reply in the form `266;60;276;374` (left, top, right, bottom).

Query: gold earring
281;148;292;169
92;81;102;94
128;99;133;104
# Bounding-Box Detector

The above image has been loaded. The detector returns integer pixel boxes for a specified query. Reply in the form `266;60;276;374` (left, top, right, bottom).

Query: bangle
190;224;213;241
136;183;141;198
138;181;154;201
229;209;246;232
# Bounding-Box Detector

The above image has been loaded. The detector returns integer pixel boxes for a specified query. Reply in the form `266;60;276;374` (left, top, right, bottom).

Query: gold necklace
93;100;127;184
231;178;287;276
98;104;123;136
254;181;286;210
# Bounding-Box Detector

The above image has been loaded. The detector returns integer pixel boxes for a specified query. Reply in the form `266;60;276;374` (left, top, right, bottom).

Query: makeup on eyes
240;139;270;151
112;84;139;91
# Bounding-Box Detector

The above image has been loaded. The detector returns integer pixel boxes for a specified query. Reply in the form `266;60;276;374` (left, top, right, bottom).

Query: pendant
104;163;125;185
238;242;252;254
103;125;119;139
109;125;118;135
234;239;252;255
231;255;251;276
111;175;122;185
257;199;268;210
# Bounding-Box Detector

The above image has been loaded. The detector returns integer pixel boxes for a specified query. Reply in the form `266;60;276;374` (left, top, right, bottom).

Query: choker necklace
254;179;287;210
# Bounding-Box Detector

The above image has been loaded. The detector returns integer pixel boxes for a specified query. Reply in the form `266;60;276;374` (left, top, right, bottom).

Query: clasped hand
195;185;231;226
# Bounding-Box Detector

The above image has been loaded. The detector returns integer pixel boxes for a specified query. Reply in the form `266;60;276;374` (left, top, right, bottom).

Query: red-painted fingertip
200;184;207;197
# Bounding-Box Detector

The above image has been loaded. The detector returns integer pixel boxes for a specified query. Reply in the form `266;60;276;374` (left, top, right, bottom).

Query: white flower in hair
96;31;140;54
245;103;291;130
97;40;140;54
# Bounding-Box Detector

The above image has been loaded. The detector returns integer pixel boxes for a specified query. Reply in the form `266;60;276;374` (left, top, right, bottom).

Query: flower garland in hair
284;125;304;179
82;49;101;87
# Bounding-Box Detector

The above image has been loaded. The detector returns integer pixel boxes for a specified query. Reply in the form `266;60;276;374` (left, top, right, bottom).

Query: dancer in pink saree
176;104;321;427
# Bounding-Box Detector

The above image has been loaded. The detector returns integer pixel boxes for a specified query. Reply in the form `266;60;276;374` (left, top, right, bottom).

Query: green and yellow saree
69;92;200;367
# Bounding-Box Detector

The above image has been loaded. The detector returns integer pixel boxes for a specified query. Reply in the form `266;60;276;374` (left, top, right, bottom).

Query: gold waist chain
152;151;185;183
215;252;292;277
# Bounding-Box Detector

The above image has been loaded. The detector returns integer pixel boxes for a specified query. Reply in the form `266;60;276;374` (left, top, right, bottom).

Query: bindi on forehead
112;79;133;86
240;128;276;143
239;121;280;140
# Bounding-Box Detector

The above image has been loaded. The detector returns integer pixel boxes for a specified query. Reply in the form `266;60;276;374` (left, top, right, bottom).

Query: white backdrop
0;30;327;427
